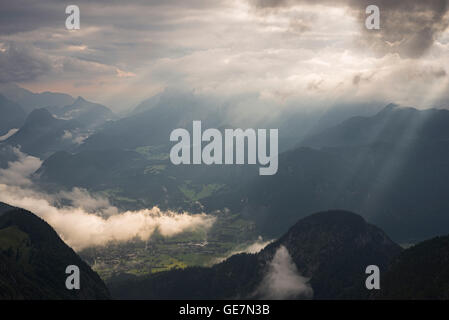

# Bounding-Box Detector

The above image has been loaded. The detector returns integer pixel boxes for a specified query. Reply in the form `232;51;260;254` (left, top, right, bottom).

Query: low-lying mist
212;236;273;265
0;147;215;250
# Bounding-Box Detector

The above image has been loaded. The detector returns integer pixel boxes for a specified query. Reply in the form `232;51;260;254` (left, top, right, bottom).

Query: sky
1;0;449;112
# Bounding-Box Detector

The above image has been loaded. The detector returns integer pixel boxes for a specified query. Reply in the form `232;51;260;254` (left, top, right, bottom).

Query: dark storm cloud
0;41;118;83
0;0;225;35
0;0;447;111
0;43;52;82
252;0;449;58
0;0;64;35
0;0;227;67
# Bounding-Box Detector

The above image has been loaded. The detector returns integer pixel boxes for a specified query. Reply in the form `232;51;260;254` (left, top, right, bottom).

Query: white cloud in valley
0;129;18;142
0;147;42;186
213;236;273;264
0;148;215;250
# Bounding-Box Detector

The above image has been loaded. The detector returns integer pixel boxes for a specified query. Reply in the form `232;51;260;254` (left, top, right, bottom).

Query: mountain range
1;84;449;300
200;104;449;243
3;108;85;157
0;94;26;136
31;103;449;242
0;83;74;114
46;96;116;129
0;86;116;158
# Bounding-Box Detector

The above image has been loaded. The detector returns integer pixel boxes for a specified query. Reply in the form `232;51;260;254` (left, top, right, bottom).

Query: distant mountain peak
288;210;366;230
376;103;399;115
0;83;74;113
384;103;399;110
25;108;55;124
74;96;87;104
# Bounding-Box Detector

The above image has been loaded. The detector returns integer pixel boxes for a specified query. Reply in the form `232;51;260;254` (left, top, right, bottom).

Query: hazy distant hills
301;104;449;148
201;105;449;243
79;91;224;151
0;83;74;114
0;203;110;299
2;85;449;254
4;108;82;158
0;94;26;136
36;147;257;211
2;84;449;300
80;90;384;153
36;149;150;194
33;103;449;242
0;85;116;158
46;96;116;129
109;210;402;299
